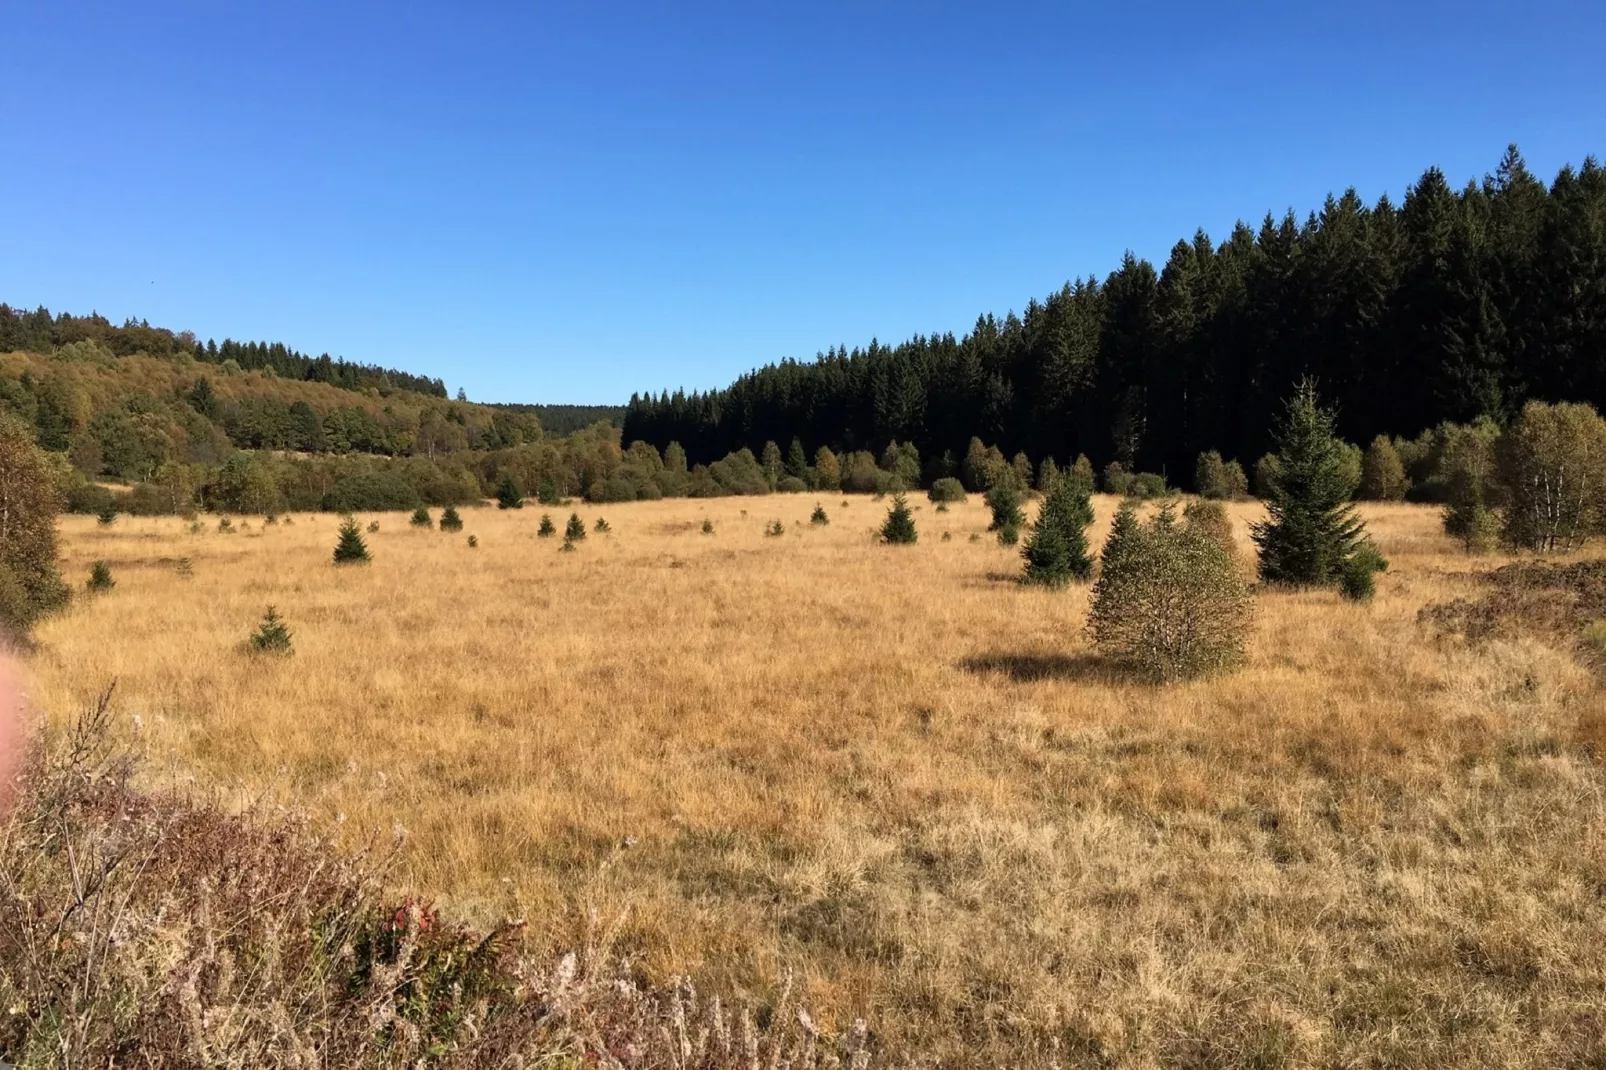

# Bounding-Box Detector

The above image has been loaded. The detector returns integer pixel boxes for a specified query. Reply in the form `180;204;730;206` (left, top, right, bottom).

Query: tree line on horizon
622;146;1606;483
0;305;449;398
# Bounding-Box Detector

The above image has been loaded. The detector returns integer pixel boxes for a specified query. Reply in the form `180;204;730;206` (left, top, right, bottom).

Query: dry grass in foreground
24;495;1606;1066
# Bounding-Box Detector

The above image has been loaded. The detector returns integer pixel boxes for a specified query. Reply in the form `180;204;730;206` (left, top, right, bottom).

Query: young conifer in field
217;517;234;533
367;520;380;534
594;517;611;533
496;475;524;510
410;507;432;528
332;516;371;564
881;493;917;544
1022;470;1094;586
468;534;478;548
96;504;116;527
985;482;1024;541
249;606;293;654
439;506;464;532
811;504;828;525
1252;381;1375;587
701;518;714;535
86;561;115;592
765;519;785;537
565;513;586;541
538;514;556;537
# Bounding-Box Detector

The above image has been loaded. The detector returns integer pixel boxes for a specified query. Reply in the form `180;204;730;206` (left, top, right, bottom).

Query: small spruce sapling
565;513;587;541
765;519;785;537
881;493;917;544
496;474;525;510
701;518;714;535
594;517;611;533
410;507;432;528
810;504;829;525
249;606;293;654
87;561;115;591
538;514;556;537
1021;470;1095;586
467;534;478;548
985;482;1025;534
96;504;117;527
332;516;371;564
439;506;464;532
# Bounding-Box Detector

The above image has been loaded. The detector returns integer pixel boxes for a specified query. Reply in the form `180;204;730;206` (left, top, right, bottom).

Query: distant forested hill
0;306;448;399
624;146;1606;478
489;403;624;434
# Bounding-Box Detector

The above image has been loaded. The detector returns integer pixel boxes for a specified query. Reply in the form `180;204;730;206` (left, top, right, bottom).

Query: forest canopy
623;146;1606;479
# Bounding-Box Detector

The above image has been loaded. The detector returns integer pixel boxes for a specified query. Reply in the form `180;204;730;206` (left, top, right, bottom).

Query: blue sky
2;1;1602;404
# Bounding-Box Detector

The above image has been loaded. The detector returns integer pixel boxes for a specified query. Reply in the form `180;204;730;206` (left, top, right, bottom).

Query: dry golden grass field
24;494;1606;1067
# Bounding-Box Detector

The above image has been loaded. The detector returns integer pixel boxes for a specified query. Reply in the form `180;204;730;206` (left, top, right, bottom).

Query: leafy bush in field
1182;499;1236;557
1438;418;1503;551
928;477;966;503
0;414;70;637
1090;502;1254;681
1102;461;1131;496
1359;435;1410;500
321;472;422;513
1497;400;1606;552
1127;472;1168;499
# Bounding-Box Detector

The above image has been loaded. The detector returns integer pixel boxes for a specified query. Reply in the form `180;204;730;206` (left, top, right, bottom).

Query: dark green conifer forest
623;147;1606;478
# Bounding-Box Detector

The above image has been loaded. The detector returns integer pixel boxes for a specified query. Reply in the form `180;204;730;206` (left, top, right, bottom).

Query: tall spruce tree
1251;382;1371;585
1021;471;1095;586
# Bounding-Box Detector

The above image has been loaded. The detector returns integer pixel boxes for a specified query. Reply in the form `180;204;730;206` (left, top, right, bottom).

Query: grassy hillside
27;494;1606;1067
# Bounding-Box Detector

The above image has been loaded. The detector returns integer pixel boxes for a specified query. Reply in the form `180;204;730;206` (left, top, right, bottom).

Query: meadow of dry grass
24;494;1606;1066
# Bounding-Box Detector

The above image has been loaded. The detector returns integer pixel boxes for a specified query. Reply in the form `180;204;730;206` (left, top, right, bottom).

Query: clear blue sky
2;1;1602;404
